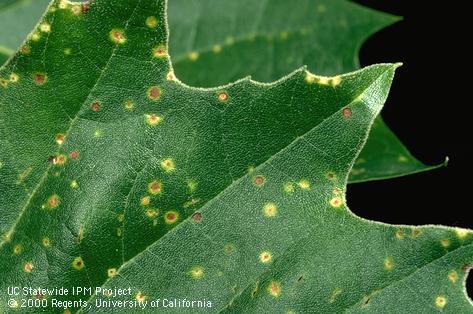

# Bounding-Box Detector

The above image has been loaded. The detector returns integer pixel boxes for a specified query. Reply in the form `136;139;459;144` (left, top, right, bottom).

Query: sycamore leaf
0;1;470;314
0;0;444;183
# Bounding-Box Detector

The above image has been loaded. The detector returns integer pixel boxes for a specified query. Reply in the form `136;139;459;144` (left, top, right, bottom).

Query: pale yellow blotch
64;48;72;55
58;0;68;9
108;268;117;278
24;262;34;273
398;155;408;162
135;292;147;302
305;71;342;87
55;133;65;145
384;258;393;271
224;243;234;254
10;73;19;83
0;78;8;88
93;129;103;138
140;196;151;206
145;209;158;219
212;44;222;53
440;239;450;248
152;45;167;58
435;295;447;309
187;179;198;192
42;237;50;247
145;16;158;28
40;23;51;33
109;29;126;44
117;213;125;222
267;281;281;297
124;100;134;110
330;197;343;208
298;179;310;190
31;31;41;41
395;230;405;239
225;37;235;45
166;71;176;81
160;158;175;172
188;51;199;61
145;114;162;126
77;225;84;244
70;180;78;189
455;228;470;239
279;31;289;40
183;198;200;208
13;244;22;254
263;202;278;217
190;266;204;279
71;4;81;15
117;227;123;237
16;167;32;185
329;288;342;303
448;270;458;283
411;229;422;238
259;251;272;264
283;182;294;193
317;4;327;12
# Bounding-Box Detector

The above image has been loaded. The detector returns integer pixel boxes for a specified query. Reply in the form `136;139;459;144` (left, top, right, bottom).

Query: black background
351;0;471;297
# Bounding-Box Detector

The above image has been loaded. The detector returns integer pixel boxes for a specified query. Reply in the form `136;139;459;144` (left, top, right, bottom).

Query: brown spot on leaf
342;108;352;119
33;73;47;85
191;212;202;222
69;151;79;159
218;91;229;102
253;175;265;186
91;102;101;112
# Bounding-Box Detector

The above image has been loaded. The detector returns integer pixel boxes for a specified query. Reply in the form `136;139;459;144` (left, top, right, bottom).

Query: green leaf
0;1;471;313
0;0;442;183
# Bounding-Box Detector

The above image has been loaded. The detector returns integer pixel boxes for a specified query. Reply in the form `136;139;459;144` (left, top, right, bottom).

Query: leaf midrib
80;65;396;309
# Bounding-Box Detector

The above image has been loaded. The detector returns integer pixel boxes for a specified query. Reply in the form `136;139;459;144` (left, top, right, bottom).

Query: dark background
351;0;471;297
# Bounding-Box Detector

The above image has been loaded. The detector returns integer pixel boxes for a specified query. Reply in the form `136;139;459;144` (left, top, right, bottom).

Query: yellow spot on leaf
140;196;150;206
124;100;134;110
72;257;84;270
70;180;78;189
329;288;342;303
40;23;51;33
398;155;408;162
135;292;146;302
448;270;458;283
263;202;278;217
395;230;405;239
24;262;34;273
212;44;222;53
384;258;393;271
108;268;117;278
189;266;204;279
152;45;167;58
42;237;50;247
283;182;294;193
330;197;343;208
13;244;22;254
10;73;19;83
441;239;450;248
160;158;175;172
188;51;199;61
145;208;158;219
455;228;470;239
148;180;162;195
435;295;447;309
146;16;158;28
259;251;272;264
305;71;342;87
267;281;281;297
145;114;162;126
164;211;179;224
298;179;310;190
187;179;198;192
109;29;126;44
46;194;60;209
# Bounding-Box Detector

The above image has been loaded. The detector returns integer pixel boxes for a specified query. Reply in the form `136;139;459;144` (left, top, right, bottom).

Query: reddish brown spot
69;151;79;159
254;176;265;185
112;31;124;41
48;156;56;163
462;264;472;273
35;293;45;300
48;196;59;208
327;172;335;180
218;91;229;102
21;45;30;54
191;212;202;222
342;107;352;119
34;73;46;85
148;86;161;100
91;102;101;112
81;1;91;13
167;213;176;220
